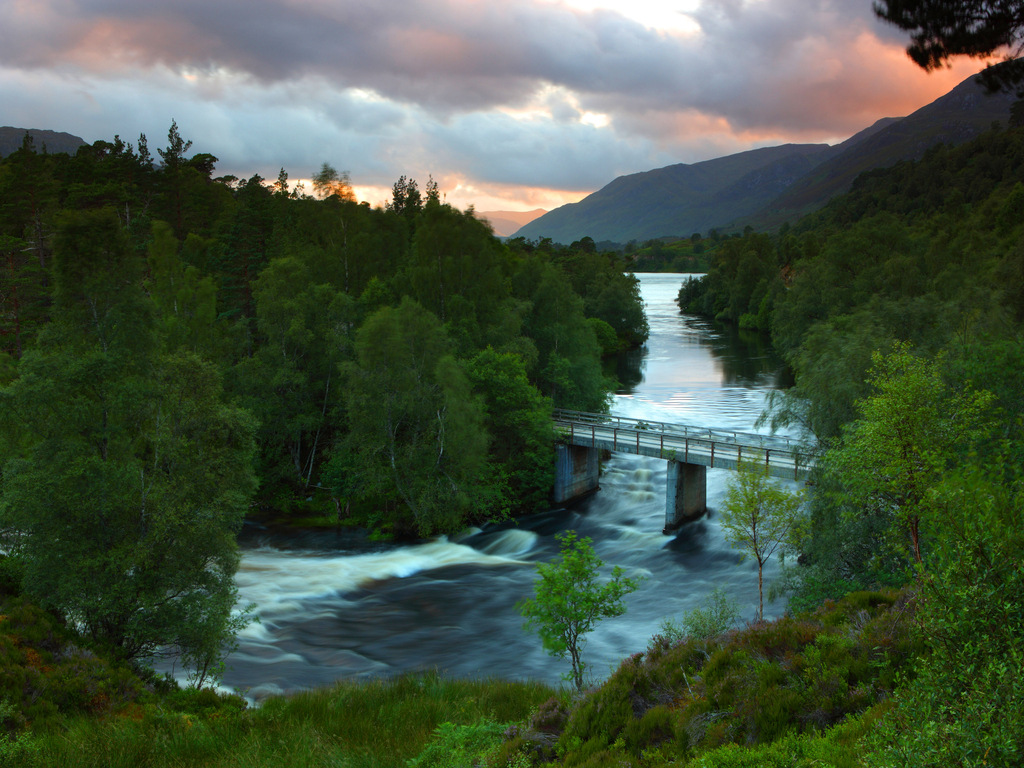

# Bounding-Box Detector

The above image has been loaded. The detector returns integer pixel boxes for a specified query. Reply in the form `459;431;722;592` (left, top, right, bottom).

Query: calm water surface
219;274;796;699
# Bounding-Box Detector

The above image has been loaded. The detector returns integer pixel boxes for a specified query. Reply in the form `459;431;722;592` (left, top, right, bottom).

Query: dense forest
0;123;649;535
0;123;647;698
1;116;1023;766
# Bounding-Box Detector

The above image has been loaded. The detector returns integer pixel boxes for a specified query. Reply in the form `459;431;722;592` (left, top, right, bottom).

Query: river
218;273;796;699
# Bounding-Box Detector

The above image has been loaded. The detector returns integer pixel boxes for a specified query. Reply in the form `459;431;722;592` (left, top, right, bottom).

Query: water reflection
690;318;790;388
605;346;646;393
608;274;792;431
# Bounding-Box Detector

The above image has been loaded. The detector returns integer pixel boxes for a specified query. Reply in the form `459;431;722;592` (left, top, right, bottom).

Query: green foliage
0;556;22;599
519;531;641;691
688;706;877;768
719;460;804;620
633;237;715;273
335;298;499;536
659;587;741;644
864;458;1024;767
759;307;893;443
587;317;619;355
785;340;1004;613
0;211;257;673
233;248;356;488
466;348;554;515
685;233;780;324
0;596;157;732
825;342;995;566
406;719;508;768
0;134;643;539
146;221;222;357
0;727;39;767
558;590;916;765
24;670;552;768
410;201;507;335
515;259;612;413
582;271;649;348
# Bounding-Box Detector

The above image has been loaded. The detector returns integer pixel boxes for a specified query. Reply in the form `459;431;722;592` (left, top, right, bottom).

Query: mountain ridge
0;127;87;158
515;143;830;243
518;70;1015;243
730;74;1016;231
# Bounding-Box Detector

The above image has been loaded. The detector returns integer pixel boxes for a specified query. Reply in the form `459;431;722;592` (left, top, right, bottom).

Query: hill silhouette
515;143;831;243
731;73;1016;231
476;208;546;237
518;70;1015;243
0;127;86;158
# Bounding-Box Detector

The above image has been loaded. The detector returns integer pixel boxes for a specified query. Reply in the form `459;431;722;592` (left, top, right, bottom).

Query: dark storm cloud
0;0;949;136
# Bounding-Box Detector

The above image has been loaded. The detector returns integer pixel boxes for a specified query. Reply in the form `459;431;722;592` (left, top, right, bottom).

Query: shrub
407;719;508;768
530;696;570;735
659;587;741;644
0;597;152;729
554;589;917;765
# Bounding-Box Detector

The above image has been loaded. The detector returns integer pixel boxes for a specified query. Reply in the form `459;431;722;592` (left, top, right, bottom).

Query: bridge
552;409;813;533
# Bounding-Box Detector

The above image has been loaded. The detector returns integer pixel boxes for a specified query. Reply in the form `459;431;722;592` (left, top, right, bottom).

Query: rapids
215;273;799;698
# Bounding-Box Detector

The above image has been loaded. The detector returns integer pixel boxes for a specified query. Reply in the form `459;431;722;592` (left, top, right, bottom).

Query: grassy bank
6;673;554;768
1;585;926;768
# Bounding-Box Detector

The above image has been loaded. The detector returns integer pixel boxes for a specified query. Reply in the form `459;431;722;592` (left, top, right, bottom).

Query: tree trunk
757;558;764;621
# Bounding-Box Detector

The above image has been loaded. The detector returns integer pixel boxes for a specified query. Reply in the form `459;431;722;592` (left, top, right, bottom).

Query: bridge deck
553;409;813;481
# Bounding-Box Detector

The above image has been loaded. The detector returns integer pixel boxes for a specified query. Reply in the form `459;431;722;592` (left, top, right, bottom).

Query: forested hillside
675;122;1024;764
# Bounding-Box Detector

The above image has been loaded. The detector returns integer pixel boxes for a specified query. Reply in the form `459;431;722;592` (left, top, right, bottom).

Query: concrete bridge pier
664;460;706;533
553;444;600;503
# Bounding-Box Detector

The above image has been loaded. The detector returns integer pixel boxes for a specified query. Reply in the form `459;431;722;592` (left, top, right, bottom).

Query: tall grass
24;672;556;768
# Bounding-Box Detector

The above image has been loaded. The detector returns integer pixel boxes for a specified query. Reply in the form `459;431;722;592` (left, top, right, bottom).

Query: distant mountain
515;144;832;244
0;127;86;158
476;208;547;237
732;74;1016;231
519;70;1016;243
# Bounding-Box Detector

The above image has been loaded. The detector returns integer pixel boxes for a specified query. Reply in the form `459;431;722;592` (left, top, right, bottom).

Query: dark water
218;274;797;699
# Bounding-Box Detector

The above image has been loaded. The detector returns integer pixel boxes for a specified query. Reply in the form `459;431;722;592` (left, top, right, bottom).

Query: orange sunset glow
0;0;998;211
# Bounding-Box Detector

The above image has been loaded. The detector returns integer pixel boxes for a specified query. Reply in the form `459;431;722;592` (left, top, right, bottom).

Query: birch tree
720;460;804;620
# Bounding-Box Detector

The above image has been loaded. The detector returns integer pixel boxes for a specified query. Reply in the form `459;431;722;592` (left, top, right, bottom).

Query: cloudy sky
0;0;991;211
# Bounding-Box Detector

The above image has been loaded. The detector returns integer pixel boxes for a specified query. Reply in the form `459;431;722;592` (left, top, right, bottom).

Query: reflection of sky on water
614;274;789;433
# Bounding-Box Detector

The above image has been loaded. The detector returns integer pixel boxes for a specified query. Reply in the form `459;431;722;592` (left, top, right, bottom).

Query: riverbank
0;584;917;767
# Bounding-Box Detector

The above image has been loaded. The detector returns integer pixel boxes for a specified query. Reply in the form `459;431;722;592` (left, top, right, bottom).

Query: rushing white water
217;273;800;698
